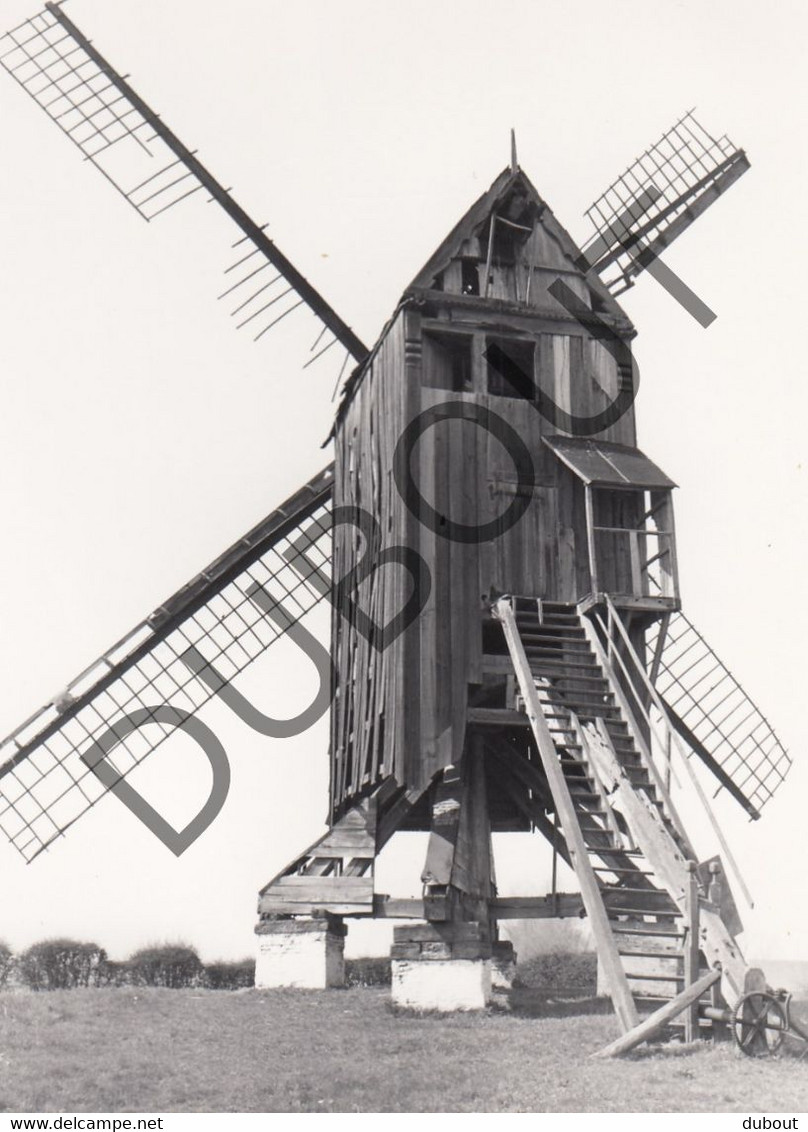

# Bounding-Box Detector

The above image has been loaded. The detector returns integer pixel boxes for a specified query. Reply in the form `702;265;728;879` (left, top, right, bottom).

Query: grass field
0;985;807;1113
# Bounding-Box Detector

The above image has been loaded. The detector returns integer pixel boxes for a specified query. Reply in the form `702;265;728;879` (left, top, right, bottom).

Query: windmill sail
0;466;334;862
0;3;367;368
581;110;749;296
647;611;791;816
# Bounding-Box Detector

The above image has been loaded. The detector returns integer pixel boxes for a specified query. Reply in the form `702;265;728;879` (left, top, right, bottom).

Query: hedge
204;959;255;990
127;944;204;988
17;939;106;990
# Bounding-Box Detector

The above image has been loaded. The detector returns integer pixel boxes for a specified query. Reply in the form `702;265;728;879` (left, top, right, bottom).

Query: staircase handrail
577;611;693;854
596;594;753;909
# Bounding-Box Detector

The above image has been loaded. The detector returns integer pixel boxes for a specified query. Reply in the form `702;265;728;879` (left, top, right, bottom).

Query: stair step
522;636;592;647
609;886;678;903
620;950;684;961
534;678;611;693
611;923;684;938
582;832;620;846
543;708;621;720
537;691;616;707
533;606;578;615
526;641;592;653
529;673;610;688
518;624;583;633
606;891;680;907
525;657;602;673
518;615;585;628
526;619;581;630
593;866;654;876
581;827;620;841
607;906;683;918
517;615;583;628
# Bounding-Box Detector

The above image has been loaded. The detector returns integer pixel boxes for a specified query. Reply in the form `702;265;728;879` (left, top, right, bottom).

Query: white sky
0;0;806;966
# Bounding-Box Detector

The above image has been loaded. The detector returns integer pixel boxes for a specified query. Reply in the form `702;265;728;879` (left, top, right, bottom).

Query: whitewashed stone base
255;919;345;989
391;957;492;1011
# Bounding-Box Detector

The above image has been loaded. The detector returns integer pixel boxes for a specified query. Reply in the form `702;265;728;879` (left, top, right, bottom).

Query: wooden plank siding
331;194;640;820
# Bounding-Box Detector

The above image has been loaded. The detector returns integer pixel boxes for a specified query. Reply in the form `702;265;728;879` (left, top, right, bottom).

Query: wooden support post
551;809;558;916
421;766;462;921
592;969;721;1059
649;611;670;686
684;861;701;1043
421;733;493;923
585;485;599;596
483;214;496;298
493;598;639;1033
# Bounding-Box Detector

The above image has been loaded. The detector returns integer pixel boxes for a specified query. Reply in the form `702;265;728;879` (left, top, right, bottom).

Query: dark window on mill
423;331;473;392
461;260;480;295
486;335;535;399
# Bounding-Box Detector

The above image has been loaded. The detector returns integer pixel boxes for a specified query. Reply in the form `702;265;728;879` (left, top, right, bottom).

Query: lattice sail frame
582;110;750;295
0;467;334;862
0;2;366;373
648;612;791;815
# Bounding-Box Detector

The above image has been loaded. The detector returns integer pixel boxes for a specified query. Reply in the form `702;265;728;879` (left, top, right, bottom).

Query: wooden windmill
0;1;793;1046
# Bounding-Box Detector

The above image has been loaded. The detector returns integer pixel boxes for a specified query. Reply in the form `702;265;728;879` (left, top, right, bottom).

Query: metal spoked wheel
733;992;786;1057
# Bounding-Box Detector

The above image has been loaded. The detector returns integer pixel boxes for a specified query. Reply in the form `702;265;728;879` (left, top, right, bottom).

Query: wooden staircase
494;597;717;1030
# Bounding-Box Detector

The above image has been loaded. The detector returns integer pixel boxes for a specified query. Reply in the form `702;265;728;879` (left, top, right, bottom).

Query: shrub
18;939;106;990
127;944;203;988
345;957;391;987
516;950;597;991
96;958;130;987
0;941;12;989
204;959;255;990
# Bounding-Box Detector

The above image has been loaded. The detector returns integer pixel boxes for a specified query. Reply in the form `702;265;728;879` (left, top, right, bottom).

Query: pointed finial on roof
510;128;518;173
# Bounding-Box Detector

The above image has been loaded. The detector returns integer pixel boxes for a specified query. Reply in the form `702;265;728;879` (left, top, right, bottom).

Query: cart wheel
733;992;786;1057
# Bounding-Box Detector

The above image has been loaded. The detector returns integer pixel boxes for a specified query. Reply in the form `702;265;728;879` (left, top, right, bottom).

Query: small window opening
461;260;480;295
423;331;473;392
486;335;535;399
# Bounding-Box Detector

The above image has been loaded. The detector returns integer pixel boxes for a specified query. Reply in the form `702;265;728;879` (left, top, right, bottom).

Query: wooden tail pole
592;969;721;1059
